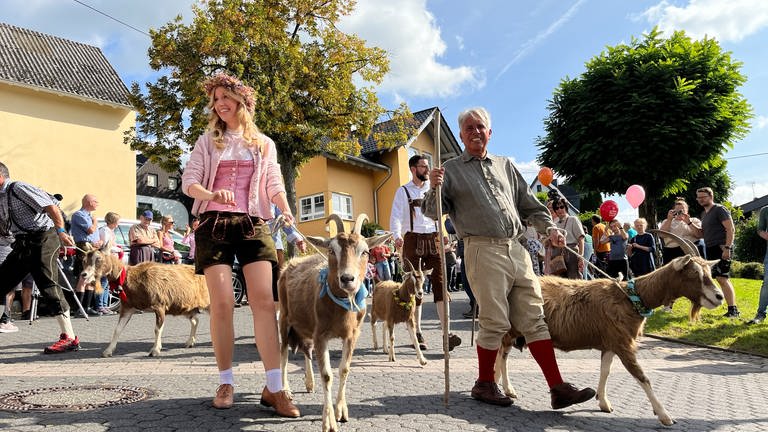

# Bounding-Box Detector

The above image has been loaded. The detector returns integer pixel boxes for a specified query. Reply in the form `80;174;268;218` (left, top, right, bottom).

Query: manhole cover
0;385;156;412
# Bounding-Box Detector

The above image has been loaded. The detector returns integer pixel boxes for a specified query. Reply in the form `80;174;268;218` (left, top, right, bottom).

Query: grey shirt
423;151;555;239
700;204;730;247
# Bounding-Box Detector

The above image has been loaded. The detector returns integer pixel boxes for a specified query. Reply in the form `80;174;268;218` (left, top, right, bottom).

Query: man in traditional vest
390;154;461;351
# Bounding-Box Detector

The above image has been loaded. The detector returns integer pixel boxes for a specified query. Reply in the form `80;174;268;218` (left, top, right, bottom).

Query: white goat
497;252;723;426
370;259;432;366
277;213;390;432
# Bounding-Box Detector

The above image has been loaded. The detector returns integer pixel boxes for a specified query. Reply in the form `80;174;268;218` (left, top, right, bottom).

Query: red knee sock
477;345;498;382
527;339;563;389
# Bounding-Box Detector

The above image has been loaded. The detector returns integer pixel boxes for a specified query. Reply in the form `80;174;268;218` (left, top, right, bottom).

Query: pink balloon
626;185;646;209
599;200;619;222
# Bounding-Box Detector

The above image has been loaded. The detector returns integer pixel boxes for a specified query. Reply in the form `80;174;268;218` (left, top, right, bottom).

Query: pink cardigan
181;132;285;218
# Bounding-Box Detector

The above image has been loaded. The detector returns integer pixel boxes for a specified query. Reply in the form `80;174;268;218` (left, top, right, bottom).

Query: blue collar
318;267;367;312
626;279;653;317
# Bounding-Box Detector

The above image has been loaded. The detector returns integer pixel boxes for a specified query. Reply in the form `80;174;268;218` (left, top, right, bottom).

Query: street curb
644;333;768;359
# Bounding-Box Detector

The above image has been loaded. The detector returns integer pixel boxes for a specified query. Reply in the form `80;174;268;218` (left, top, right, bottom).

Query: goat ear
706;259;719;268
366;233;391;249
672;255;692;271
83;243;93;252
306;236;331;249
423;268;433;276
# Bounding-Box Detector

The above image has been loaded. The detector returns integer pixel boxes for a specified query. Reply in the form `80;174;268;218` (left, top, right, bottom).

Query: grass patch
644;278;768;357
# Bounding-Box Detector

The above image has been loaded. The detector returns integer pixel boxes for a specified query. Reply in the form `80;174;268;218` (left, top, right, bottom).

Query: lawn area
645;278;768;357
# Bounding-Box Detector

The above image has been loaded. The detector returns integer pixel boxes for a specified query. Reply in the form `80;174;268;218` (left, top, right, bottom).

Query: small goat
497;251;723;426
370;259;432;366
278;213;389;432
79;249;210;357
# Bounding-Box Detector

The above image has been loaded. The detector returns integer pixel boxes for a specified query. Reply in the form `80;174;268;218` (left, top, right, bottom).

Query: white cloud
756;115;768;129
731;182;768;206
455;35;465;51
642;0;768;42
338;0;484;98
497;0;586;79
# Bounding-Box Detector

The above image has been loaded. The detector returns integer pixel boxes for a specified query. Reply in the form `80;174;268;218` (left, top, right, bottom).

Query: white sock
219;368;234;386
265;368;282;393
57;311;74;337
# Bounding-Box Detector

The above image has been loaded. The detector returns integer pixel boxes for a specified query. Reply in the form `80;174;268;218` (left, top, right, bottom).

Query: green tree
126;0;413;214
652;156;731;221
735;215;766;263
537;27;752;227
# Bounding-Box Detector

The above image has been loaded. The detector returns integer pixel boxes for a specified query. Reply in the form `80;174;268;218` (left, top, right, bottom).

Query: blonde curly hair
202;73;262;150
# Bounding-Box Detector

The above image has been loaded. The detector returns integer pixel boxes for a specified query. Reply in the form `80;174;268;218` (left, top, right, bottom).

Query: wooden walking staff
432;110;451;405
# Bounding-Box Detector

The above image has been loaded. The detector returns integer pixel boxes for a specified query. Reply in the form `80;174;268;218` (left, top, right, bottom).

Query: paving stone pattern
0;292;766;431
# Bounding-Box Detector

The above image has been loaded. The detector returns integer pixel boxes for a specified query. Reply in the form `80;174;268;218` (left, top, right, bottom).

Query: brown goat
497;255;723;426
79;249;210;357
370;259;432;366
278;214;389;432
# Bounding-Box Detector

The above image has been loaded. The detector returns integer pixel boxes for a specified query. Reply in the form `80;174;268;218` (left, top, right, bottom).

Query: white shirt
390;180;437;240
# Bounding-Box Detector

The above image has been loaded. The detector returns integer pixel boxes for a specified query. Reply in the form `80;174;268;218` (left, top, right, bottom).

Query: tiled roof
359;107;436;154
0;22;131;108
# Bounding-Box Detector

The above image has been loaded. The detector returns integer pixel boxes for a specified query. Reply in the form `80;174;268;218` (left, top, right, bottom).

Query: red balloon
599;200;619;222
538;167;554;186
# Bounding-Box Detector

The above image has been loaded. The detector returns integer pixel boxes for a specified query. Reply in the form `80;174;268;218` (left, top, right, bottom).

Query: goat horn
649;229;699;257
325;214;345;236
353;213;369;235
402;258;414;272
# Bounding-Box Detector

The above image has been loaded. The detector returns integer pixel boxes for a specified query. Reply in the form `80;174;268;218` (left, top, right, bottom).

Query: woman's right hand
211;189;235;206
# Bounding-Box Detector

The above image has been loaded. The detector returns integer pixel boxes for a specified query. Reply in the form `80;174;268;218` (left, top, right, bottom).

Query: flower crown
202;73;255;115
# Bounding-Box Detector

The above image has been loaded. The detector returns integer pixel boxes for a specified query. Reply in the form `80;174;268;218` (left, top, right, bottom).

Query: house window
299;193;325;222
331;193;353;220
536;185;542;193
168;177;178;190
146;174;158;188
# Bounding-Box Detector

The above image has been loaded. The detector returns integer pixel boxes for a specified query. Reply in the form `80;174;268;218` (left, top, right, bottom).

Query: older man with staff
423;107;595;409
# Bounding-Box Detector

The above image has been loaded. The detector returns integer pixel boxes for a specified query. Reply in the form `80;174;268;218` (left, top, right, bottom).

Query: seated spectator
129;210;161;265
157;215;181;264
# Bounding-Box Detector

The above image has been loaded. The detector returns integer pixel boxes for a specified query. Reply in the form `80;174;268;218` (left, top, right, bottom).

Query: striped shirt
422;151;555;239
0;180;56;235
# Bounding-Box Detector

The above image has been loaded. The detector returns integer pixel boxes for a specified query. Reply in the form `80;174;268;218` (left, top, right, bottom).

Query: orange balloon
538;167;553;186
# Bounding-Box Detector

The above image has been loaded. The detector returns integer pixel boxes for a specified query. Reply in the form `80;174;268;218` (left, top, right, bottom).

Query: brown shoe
260;387;301;418
212;384;234;409
470;380;513;407
447;333;461;351
550;382;596;409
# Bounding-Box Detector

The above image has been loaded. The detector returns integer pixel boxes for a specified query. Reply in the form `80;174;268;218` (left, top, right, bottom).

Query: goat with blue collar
277;213;390;432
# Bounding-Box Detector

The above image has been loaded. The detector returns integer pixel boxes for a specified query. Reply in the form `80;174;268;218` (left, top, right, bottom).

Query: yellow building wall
294;156;329;237
0;83;136;219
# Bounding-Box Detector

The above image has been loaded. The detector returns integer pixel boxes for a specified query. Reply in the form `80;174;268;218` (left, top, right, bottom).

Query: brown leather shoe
550;382;596;409
260;386;301;418
470;380;513;407
212;384;234;409
447;333;461;351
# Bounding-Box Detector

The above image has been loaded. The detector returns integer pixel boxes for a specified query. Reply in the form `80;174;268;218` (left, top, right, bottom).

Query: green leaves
126;0;403;209
537;27;753;225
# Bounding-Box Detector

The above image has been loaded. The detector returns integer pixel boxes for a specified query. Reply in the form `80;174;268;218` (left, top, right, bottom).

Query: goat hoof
660;417;675;426
148;350;161;357
101;350;113;358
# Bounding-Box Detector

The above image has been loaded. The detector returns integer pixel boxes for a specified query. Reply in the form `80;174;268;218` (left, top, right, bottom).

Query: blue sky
3;0;766;222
